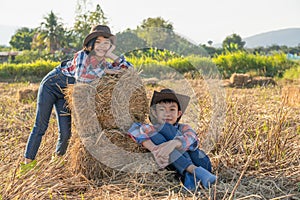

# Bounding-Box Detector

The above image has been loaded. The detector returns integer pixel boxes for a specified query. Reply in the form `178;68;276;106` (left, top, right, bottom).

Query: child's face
153;102;182;125
94;36;111;57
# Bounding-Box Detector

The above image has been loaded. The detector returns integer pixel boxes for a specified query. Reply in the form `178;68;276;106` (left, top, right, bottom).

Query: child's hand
152;147;169;168
156;141;178;158
105;44;118;61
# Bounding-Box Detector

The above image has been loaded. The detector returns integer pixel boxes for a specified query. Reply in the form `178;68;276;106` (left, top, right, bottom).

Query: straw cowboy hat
150;89;190;123
83;25;116;47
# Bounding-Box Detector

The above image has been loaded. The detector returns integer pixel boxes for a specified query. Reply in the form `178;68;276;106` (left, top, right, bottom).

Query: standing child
24;25;132;164
128;89;216;190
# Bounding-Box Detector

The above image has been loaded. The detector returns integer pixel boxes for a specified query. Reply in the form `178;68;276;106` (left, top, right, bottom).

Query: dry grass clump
282;85;300;107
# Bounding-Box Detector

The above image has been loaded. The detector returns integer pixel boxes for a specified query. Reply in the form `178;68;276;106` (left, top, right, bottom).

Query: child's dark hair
83;37;96;54
83;36;110;54
154;99;181;111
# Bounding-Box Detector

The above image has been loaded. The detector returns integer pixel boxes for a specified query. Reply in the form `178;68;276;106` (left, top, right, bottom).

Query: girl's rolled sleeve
112;55;133;69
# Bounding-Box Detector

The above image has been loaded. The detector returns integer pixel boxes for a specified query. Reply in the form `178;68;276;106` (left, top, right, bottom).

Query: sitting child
128;88;216;190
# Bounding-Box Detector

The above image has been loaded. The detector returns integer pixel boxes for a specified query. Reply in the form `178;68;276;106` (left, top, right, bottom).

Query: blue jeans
150;123;212;175
24;66;75;160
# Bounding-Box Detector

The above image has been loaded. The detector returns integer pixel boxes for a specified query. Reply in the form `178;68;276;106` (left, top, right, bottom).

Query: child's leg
157;123;177;140
150;132;193;175
188;149;212;172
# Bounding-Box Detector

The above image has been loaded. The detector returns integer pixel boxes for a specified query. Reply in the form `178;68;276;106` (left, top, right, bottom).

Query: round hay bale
282;86;300;107
17;88;38;102
229;73;251;87
65;69;158;181
95;69;149;130
250;76;276;87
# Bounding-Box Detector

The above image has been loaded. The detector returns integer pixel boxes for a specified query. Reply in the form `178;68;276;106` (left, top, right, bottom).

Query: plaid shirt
60;50;133;82
128;122;199;151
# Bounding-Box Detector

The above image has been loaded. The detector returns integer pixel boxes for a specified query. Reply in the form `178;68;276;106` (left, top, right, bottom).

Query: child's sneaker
17;160;37;177
183;172;197;191
193;166;216;189
50;153;65;166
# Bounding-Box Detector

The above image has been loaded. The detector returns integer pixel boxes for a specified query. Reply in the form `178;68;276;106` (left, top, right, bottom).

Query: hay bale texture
282;85;300;107
229;73;276;88
65;69;158;182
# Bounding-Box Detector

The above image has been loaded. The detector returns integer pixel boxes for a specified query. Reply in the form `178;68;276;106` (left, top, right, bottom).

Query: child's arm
106;45;133;69
127;123;169;168
175;124;199;151
142;140;169;168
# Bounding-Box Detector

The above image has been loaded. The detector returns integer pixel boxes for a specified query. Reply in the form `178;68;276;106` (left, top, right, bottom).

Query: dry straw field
0;72;299;199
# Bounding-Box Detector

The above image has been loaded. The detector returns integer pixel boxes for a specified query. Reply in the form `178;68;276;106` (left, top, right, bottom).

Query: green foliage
2;49;299;82
126;49;215;78
283;64;300;80
0;60;59;80
73;2;108;50
212;51;296;78
9;27;35;50
39;11;66;52
222;33;246;52
124;48;181;61
13;50;73;64
115;30;147;55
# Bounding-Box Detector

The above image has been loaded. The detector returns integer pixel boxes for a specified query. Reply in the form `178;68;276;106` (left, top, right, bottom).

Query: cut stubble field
0;80;299;200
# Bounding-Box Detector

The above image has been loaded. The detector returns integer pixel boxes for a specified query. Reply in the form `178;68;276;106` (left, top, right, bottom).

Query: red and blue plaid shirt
60;50;133;82
128;122;199;151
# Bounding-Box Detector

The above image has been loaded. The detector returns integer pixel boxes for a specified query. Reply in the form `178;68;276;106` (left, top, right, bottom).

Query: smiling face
152;101;182;125
93;36;111;58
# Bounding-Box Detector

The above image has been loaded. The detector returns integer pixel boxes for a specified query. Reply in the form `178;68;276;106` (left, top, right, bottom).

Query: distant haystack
18;88;38;102
250;76;276;87
229;73;276;88
229;73;251;87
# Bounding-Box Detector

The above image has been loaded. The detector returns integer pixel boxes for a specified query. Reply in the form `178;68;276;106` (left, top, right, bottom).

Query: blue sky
0;0;300;45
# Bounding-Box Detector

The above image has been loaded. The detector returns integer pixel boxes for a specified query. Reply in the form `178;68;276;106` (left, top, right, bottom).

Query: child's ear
177;110;182;119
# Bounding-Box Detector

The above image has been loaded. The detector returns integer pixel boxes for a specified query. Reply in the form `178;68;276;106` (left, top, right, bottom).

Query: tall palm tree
39;11;65;53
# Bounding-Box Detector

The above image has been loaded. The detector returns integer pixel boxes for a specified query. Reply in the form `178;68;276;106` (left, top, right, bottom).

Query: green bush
283;65;300;80
212;51;296;78
127;55;214;78
0;60;59;81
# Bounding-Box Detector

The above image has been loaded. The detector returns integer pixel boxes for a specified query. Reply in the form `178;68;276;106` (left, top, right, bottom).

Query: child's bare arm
142;140;169;168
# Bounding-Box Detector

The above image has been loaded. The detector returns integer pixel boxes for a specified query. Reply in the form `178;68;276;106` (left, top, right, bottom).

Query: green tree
39;11;65;52
9;27;35;50
114;29;147;55
136;17;174;48
73;1;108;49
222;33;246;52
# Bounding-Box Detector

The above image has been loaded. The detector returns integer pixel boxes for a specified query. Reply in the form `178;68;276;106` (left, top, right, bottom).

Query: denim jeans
150;123;212;175
24;66;75;160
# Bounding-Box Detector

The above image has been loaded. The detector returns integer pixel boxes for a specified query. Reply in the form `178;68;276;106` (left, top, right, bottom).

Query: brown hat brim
83;31;116;47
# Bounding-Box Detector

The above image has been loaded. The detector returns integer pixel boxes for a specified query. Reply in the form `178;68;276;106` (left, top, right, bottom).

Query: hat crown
159;89;176;94
90;25;112;34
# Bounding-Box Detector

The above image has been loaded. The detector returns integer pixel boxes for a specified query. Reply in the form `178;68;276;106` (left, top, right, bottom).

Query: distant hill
243;28;300;48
